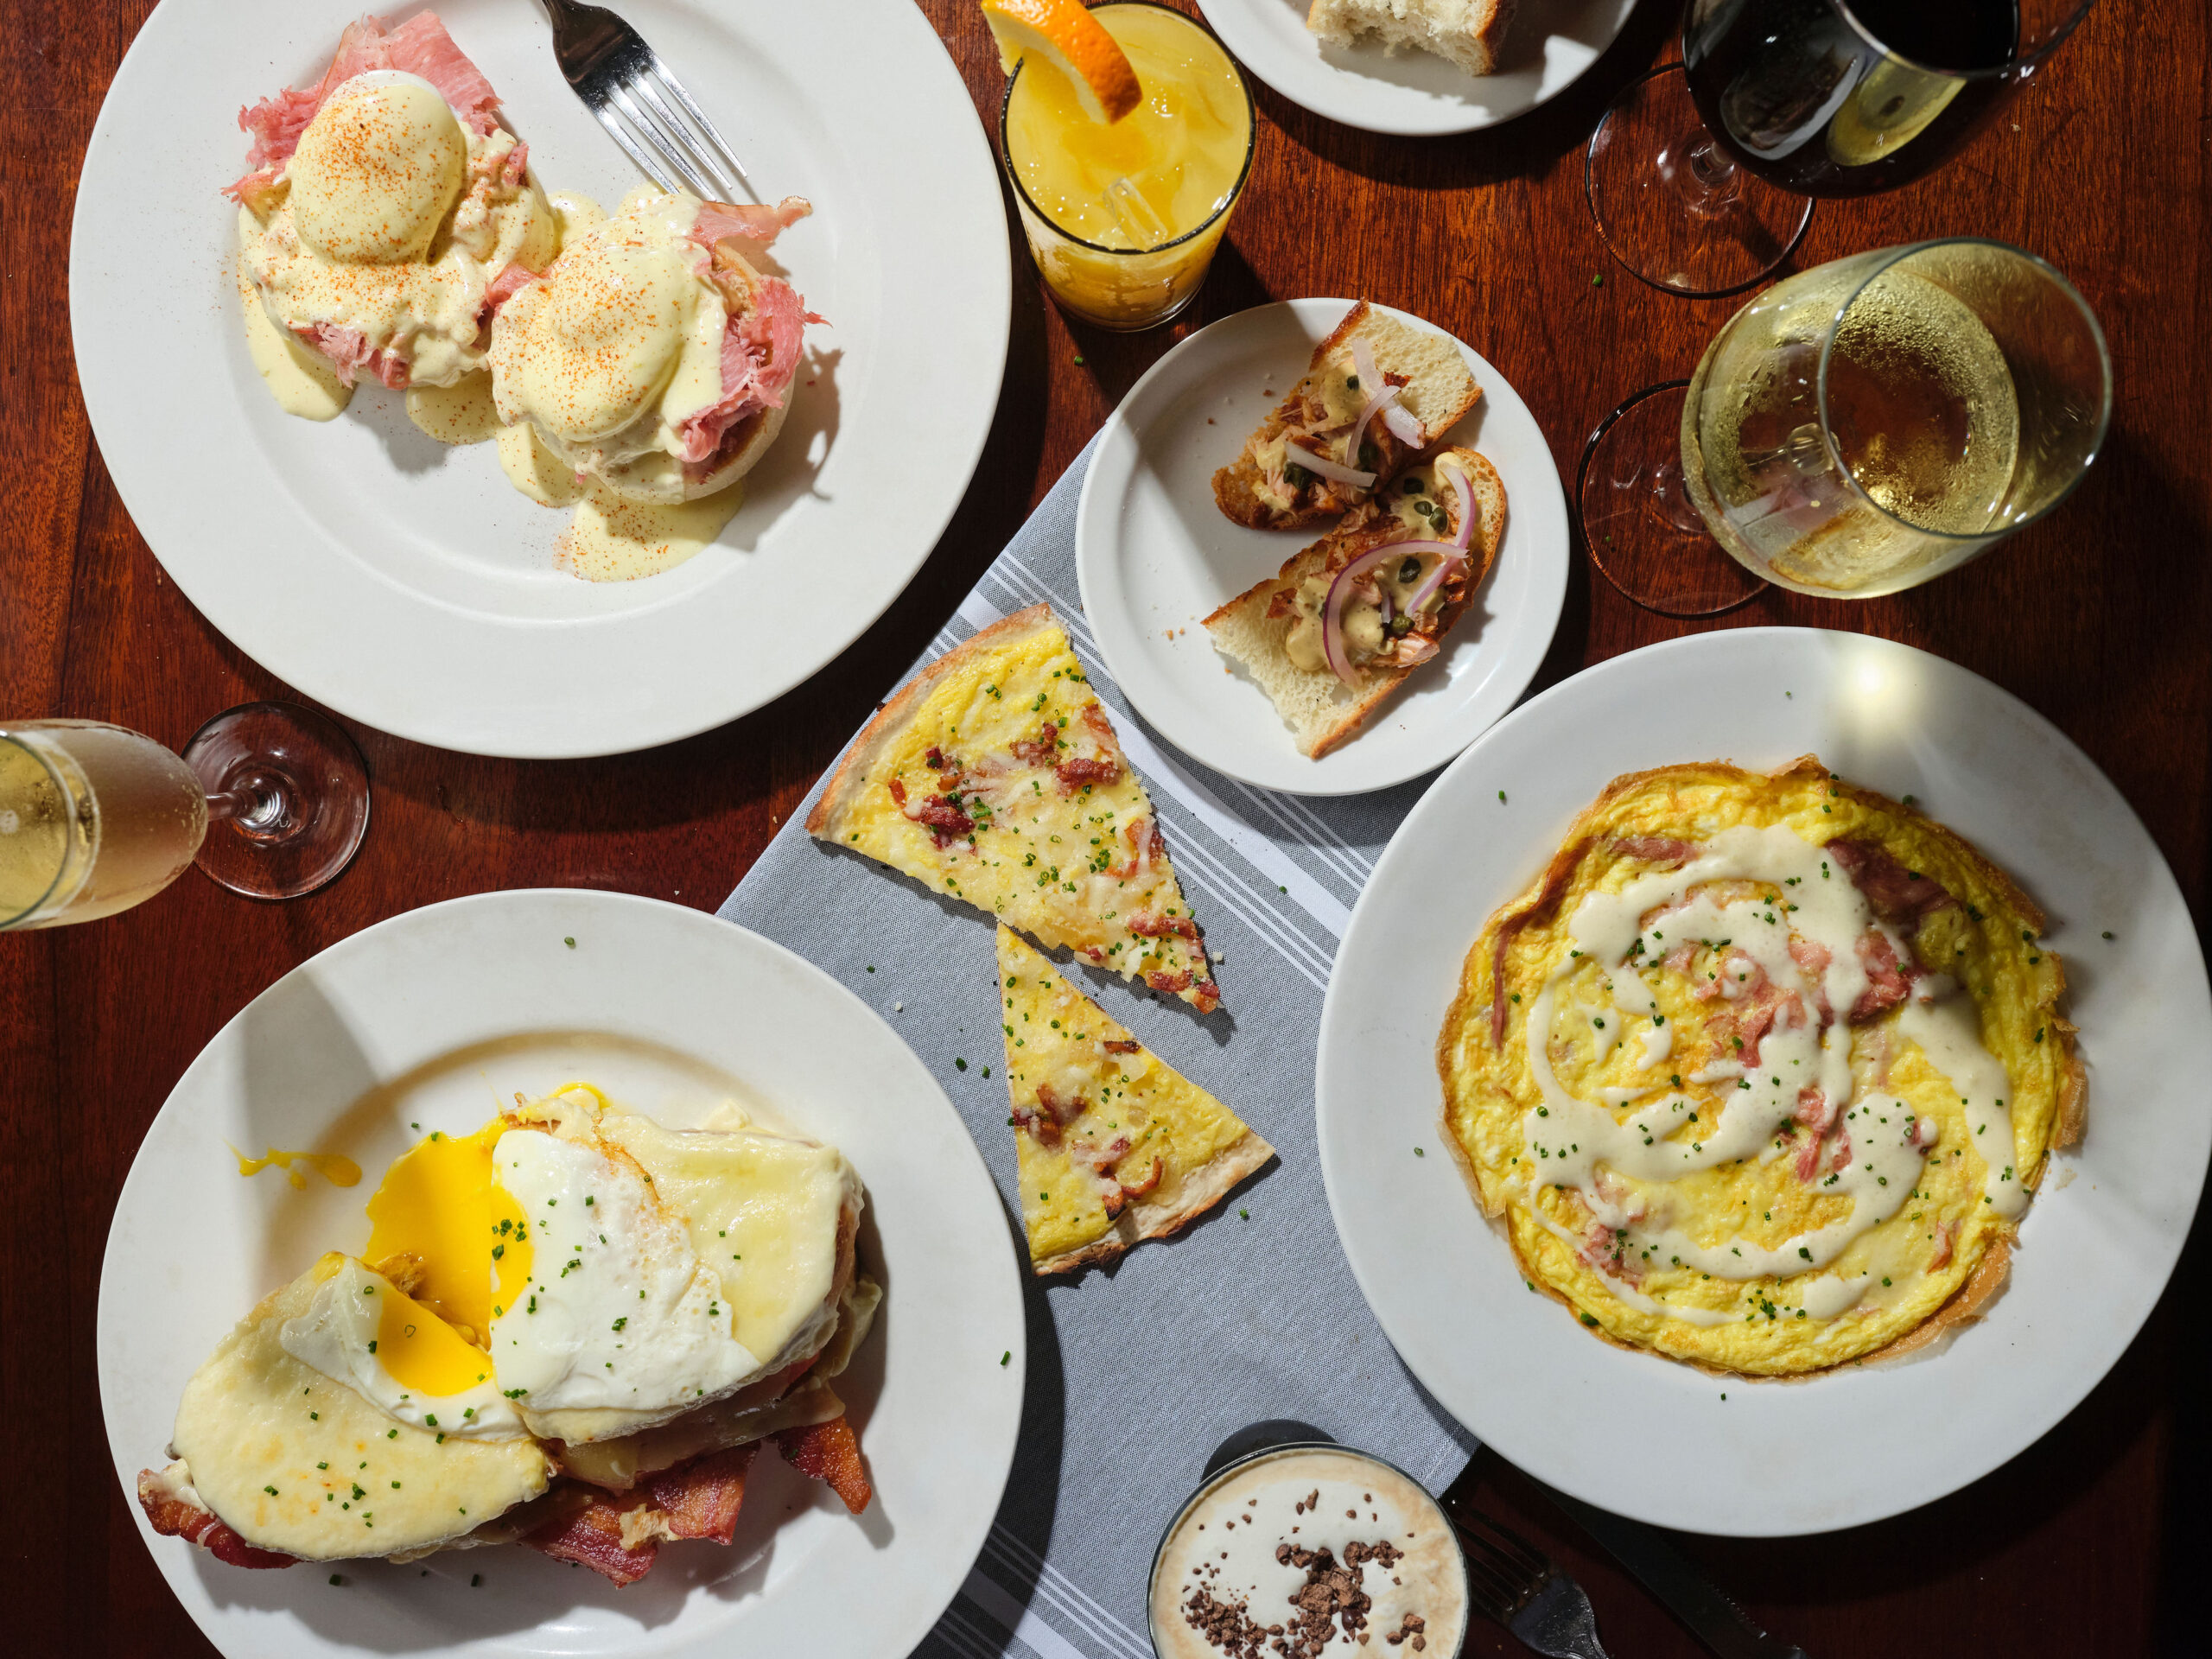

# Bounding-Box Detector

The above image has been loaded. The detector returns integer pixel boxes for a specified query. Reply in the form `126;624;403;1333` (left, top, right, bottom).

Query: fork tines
584;37;749;201
1454;1508;1554;1618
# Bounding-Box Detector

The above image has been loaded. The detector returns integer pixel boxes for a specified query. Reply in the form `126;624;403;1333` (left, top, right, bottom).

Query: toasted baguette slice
997;928;1272;1275
1306;0;1516;77
1206;448;1505;760
1213;302;1482;531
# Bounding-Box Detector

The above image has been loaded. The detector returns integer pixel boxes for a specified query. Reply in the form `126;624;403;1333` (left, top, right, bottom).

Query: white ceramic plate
1197;0;1635;137
69;0;1008;759
1317;629;2212;1535
99;891;1025;1656
1076;299;1567;797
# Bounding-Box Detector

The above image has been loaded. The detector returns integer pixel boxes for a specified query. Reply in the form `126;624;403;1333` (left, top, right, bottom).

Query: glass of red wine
1580;0;2097;617
1587;0;2098;302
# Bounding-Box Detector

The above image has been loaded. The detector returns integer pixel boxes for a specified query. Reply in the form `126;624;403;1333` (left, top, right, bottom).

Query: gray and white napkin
718;440;1474;1659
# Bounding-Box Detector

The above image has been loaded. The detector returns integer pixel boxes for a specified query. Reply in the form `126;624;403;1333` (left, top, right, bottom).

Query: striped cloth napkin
718;439;1472;1659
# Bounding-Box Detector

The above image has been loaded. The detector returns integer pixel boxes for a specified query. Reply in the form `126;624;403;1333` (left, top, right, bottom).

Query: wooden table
6;1;2204;1652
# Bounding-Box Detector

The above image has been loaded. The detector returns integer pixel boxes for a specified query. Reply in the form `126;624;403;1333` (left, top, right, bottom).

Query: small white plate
1076;299;1567;797
1317;629;2212;1535
1197;0;1636;137
99;891;1024;1657
69;0;1008;758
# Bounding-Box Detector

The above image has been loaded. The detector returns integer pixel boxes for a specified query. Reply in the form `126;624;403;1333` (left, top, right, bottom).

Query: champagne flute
1;703;370;929
1579;238;2109;614
1586;0;2097;299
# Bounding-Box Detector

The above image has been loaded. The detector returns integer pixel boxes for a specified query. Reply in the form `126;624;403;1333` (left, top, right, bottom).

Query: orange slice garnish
980;0;1142;124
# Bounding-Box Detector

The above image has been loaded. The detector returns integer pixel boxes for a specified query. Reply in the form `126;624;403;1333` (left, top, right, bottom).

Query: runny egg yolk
372;1277;500;1399
363;1121;533;1366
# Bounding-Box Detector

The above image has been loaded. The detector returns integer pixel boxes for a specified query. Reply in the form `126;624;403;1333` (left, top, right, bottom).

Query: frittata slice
808;605;1221;1011
996;928;1270;1274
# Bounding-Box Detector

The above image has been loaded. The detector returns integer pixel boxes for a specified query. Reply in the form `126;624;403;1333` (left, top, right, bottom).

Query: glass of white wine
1;703;370;930
1580;238;2110;614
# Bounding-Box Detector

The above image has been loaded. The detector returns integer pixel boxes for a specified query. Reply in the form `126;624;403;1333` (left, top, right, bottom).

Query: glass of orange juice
999;3;1255;331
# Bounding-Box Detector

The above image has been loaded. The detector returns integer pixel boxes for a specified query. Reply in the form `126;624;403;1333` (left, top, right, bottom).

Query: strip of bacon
1009;722;1061;767
1118;1154;1163;1200
524;1497;658;1585
137;1471;297;1570
1103;1039;1141;1054
886;777;974;848
1611;836;1700;867
1055;756;1122;793
642;1445;759;1545
692;196;813;248
1826;837;1958;928
1129;912;1199;940
777;1416;872;1515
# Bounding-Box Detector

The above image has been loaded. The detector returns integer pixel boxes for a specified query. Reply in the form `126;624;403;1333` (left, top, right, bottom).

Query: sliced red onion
1319;540;1412;686
1404;551;1468;617
1286;440;1375;491
1445;461;1476;551
1381;401;1423;446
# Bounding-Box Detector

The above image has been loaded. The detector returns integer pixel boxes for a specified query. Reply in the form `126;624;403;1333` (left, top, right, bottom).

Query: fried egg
1438;758;2084;1376
159;1084;864;1560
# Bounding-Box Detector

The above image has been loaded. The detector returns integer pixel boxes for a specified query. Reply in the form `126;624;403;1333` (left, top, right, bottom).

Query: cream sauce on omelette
1513;823;2022;1322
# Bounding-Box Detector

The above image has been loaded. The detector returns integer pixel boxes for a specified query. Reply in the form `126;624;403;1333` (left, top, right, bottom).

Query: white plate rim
68;0;1011;760
1315;626;2212;1535
1075;297;1568;797
98;888;1026;1656
1195;0;1637;137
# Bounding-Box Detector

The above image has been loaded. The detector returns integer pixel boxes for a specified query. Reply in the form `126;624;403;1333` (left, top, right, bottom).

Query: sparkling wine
1;722;207;927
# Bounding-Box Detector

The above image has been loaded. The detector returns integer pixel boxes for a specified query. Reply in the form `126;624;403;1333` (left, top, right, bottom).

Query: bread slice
997;928;1271;1275
1306;0;1516;77
1213;302;1483;531
1206;448;1506;760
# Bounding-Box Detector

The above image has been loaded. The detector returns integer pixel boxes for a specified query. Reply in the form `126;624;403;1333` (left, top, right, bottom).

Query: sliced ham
1826;837;1958;928
692;195;813;249
677;272;820;475
1611;836;1700;867
292;321;410;389
232;10;504;197
1851;929;1916;1023
1929;1219;1956;1272
478;260;537;321
1794;1086;1837;1135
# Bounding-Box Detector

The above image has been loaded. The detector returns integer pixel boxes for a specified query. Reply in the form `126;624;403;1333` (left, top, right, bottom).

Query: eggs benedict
489;189;819;507
229;11;555;401
138;1084;879;1585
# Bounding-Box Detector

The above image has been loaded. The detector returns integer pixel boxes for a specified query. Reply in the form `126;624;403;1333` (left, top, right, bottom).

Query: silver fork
535;0;749;200
1455;1508;1613;1659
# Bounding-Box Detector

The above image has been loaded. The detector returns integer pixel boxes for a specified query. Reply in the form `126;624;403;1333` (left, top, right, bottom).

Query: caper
1401;477;1421;495
1389;614;1413;636
1285;463;1313;488
1398;556;1422;584
1345;374;1360;391
1359;442;1378;468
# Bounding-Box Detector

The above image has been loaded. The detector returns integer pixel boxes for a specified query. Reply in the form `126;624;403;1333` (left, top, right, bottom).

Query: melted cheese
1000;929;1256;1265
825;618;1217;1006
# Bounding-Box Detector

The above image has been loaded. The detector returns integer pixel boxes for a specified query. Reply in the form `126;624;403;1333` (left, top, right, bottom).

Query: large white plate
99;890;1025;1656
1076;299;1567;796
1197;0;1635;137
70;0;1009;758
1316;629;2212;1535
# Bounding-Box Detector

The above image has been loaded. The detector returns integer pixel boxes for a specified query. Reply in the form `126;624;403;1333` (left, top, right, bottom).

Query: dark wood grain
3;1;2206;1653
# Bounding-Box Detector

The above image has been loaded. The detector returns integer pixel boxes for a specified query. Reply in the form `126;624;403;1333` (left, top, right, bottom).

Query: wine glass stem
206;774;294;836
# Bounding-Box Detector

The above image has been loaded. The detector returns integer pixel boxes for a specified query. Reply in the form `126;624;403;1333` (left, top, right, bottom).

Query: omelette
139;1084;879;1584
997;927;1271;1274
1437;759;2084;1376
807;604;1221;1012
